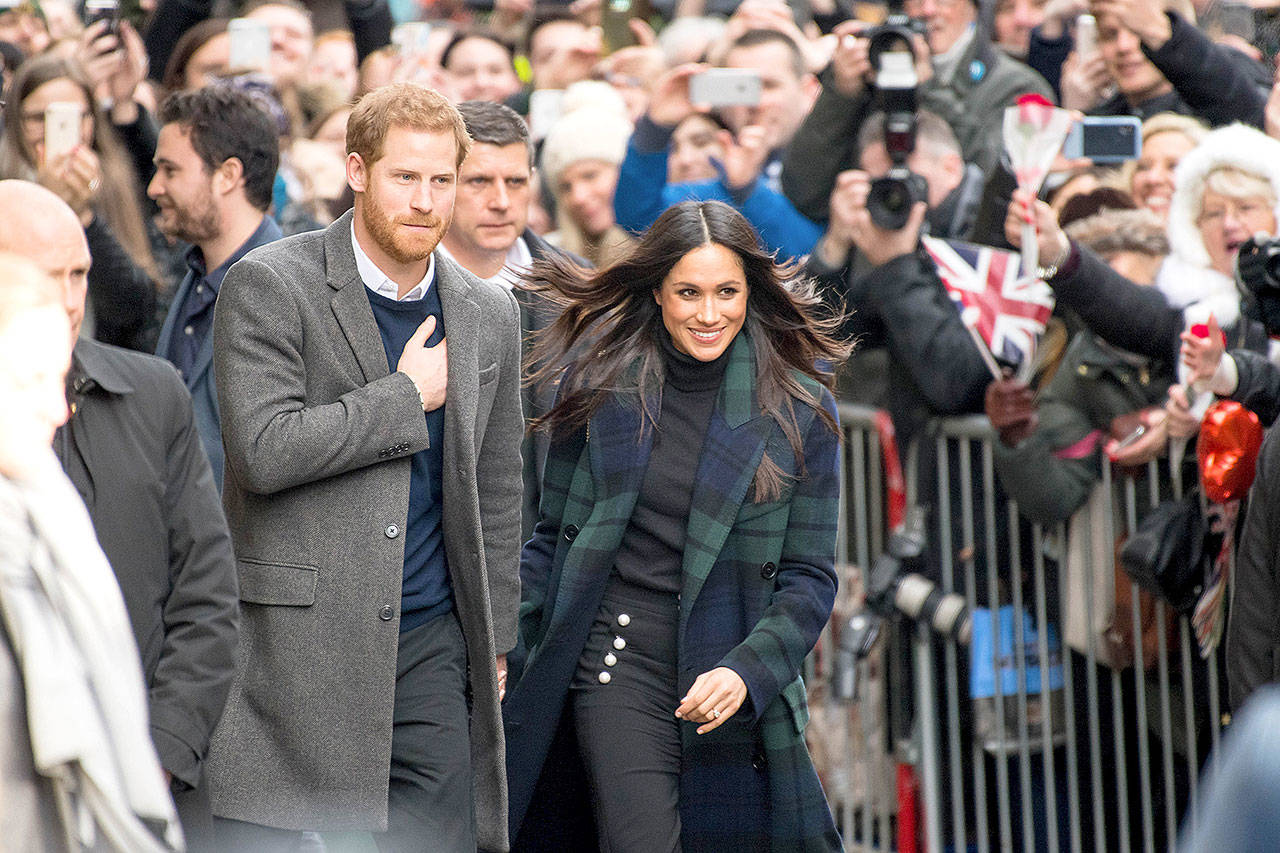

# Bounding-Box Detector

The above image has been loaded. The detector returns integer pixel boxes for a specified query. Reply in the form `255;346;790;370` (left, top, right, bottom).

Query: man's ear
213;156;245;197
347;152;368;194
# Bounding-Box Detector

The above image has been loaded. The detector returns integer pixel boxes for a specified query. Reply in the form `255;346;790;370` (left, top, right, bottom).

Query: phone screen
1081;122;1139;160
228;18;272;73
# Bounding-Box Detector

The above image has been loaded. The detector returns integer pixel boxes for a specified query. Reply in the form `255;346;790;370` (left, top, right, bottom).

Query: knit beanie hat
539;80;633;193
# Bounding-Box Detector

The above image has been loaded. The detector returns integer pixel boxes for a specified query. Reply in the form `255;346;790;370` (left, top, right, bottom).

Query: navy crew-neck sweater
365;284;452;633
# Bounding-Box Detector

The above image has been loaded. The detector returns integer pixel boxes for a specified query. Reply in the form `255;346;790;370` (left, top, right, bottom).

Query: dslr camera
863;11;929;230
1236;233;1280;336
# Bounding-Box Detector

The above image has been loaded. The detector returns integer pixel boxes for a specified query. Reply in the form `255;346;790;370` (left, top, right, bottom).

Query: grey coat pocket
238;558;318;606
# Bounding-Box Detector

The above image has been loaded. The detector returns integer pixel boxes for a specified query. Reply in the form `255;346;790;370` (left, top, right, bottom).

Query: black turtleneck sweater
613;331;731;593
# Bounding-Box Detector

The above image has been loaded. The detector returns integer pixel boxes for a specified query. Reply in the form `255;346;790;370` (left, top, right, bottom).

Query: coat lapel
325;212;392;384
435;253;481;469
679;334;770;636
588;387;654;505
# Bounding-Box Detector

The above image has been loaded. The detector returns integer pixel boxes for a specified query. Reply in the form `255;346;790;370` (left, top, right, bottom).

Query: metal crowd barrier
816;405;1229;853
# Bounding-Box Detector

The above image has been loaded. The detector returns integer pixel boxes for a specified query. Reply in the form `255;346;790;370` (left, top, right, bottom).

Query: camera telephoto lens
867;170;928;230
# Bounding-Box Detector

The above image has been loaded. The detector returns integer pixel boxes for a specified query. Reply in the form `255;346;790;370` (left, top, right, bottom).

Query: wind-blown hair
523;200;850;500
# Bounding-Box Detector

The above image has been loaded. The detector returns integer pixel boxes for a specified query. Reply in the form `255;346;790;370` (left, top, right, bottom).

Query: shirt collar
70;338;134;396
186;215;283;294
933;24;977;85
351;221;435;301
437;236;531;289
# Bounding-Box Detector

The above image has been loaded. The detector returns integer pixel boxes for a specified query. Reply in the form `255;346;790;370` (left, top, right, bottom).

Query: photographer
782;2;1052;223
806;110;991;436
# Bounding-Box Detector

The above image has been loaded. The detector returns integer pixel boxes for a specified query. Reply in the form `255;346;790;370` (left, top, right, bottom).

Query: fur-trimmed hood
1157;123;1280;329
1166;123;1280;272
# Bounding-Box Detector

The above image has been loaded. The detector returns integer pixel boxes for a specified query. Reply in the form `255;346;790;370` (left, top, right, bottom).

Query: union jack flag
923;236;1056;369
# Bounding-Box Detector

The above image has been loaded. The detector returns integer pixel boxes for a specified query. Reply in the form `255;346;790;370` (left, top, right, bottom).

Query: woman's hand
1180;313;1226;389
1005;188;1070;270
647;63;708;127
721;124;770;193
37;145;102;225
1104;405;1168;465
1059;50;1113;112
676;666;748;734
1165;384;1200;440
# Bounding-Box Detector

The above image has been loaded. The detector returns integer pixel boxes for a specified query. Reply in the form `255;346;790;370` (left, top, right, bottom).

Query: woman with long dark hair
0;56;159;350
503;199;849;851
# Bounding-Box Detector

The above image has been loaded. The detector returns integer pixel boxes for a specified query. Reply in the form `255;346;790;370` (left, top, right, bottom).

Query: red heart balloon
1198;400;1264;503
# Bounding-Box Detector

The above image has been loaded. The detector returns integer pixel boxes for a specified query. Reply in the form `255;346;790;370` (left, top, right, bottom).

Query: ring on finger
711;708;721;719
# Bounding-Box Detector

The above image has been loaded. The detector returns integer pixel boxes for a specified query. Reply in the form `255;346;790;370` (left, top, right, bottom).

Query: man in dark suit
438;100;580;540
207;84;522;852
0;180;238;848
151;85;283;491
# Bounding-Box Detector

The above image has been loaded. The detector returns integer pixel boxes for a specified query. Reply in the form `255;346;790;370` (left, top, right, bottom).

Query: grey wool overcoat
205;210;523;852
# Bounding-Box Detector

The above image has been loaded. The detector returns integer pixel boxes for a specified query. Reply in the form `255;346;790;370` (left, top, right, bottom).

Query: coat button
613;636;626;650
563;524;579;541
604;653;617;666
617;613;631;626
760;561;778;580
379;605;394;621
598;671;611;684
385;524;400;538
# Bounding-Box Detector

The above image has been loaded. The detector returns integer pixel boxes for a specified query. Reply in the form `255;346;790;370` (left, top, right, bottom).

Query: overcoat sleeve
149;369;238;788
213;255;430;496
719;392;841;721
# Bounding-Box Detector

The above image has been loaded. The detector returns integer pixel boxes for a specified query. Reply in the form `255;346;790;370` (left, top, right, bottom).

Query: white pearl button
617;613;631;626
613;636;626;650
604;653;617;666
598;671;611;684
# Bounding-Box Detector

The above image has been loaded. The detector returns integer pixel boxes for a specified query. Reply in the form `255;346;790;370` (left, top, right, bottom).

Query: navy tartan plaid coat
503;333;842;851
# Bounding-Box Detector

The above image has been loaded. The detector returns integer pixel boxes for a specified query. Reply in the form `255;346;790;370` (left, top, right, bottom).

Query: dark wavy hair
523;200;850;500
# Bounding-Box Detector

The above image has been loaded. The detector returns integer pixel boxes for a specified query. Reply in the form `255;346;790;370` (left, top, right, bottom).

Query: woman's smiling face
654;242;749;362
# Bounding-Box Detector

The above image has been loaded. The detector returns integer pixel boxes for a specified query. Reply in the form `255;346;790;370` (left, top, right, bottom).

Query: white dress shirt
351;222;435;301
438;236;532;290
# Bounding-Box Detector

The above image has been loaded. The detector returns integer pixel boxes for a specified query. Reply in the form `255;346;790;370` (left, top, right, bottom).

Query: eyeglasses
1198;198;1273;226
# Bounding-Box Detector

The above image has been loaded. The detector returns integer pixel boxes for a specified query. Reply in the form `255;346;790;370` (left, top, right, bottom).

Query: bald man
0;180;239;849
0;250;183;851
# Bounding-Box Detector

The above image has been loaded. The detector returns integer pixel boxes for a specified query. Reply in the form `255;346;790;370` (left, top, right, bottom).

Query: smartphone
527;88;564;143
603;0;649;53
83;0;119;37
689;69;762;108
1061;115;1142;163
391;21;432;56
1075;14;1098;58
44;102;82;162
228;17;272;73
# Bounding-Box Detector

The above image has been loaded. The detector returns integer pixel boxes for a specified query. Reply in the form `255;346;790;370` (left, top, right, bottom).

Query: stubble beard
158;193;220;245
363;190;451;264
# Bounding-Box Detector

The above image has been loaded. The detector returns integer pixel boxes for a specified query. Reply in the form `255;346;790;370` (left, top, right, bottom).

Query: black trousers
213;611;474;852
570;580;682;853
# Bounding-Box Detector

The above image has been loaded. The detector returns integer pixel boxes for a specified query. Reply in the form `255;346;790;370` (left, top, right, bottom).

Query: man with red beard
205;83;523;852
149;85;282;491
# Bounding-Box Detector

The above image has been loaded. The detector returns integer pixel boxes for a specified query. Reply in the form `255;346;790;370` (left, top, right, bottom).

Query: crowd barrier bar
824;404;1229;852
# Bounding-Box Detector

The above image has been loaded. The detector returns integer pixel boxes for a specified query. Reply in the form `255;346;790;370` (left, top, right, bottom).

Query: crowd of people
4;0;1280;849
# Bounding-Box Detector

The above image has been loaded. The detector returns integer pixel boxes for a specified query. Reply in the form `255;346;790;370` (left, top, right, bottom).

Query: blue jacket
156;215;283;490
615;116;822;261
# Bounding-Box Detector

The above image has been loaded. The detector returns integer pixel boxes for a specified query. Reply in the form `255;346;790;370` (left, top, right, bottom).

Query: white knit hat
539;81;633;192
1166;123;1280;271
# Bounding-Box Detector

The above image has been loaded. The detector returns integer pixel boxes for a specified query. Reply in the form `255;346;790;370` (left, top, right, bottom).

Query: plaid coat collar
585;332;771;630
